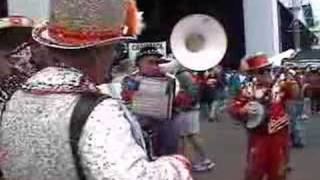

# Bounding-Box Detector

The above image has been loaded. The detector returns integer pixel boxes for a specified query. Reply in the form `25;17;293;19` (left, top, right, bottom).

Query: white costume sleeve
79;99;192;180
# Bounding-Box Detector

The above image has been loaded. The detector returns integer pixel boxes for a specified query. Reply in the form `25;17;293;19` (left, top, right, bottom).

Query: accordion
131;76;175;120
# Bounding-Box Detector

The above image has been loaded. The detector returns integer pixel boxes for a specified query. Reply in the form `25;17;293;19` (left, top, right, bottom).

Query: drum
246;101;266;129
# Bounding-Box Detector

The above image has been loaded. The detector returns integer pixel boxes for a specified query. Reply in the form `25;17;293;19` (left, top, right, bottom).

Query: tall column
8;0;49;22
243;0;280;56
291;0;302;51
0;0;8;17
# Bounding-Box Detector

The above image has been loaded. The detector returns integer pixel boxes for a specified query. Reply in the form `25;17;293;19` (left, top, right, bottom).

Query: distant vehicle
282;49;320;68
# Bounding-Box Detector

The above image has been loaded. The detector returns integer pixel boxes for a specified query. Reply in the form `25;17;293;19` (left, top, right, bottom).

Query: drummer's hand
171;155;192;172
238;105;248;115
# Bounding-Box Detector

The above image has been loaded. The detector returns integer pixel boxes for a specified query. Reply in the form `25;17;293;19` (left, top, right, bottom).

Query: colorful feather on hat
125;0;145;35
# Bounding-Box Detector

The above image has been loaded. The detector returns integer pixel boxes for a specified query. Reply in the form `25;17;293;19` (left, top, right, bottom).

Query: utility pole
291;0;302;51
0;0;8;17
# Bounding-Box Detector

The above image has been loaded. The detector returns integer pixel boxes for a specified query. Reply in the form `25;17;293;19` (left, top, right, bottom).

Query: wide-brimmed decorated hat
0;16;34;29
0;16;34;49
32;0;141;49
240;53;272;72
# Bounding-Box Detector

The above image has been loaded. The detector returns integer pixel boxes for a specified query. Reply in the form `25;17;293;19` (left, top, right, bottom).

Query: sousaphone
170;14;228;71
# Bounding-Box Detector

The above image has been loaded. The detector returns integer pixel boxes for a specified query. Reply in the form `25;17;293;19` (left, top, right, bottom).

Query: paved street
193;113;320;180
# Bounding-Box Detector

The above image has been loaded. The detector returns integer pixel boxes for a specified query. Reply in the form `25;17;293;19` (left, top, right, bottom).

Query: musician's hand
236;105;248;116
206;78;217;87
171;155;192;172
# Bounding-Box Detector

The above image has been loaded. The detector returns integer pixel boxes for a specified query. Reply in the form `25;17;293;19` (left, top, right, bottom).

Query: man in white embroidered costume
0;16;39;107
0;16;50;179
0;0;192;180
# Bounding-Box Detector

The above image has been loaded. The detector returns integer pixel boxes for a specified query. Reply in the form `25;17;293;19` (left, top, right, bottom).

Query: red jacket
228;81;290;134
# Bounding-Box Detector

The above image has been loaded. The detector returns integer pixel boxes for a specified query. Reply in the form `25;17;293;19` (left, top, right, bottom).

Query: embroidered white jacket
0;67;192;180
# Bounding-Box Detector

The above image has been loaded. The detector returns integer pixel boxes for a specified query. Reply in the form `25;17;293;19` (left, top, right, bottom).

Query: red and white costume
228;55;292;180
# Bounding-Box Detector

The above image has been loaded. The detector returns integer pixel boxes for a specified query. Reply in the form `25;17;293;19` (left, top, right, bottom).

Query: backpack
69;93;109;180
0;93;109;180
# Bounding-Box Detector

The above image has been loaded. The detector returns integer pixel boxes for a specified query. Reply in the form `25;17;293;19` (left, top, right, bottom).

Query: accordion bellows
131;77;175;120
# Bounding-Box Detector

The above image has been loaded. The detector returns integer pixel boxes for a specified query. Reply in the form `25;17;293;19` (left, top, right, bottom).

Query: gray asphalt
193;113;320;180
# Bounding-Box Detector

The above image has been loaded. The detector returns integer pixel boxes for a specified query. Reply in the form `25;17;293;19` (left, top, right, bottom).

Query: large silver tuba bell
170;14;228;71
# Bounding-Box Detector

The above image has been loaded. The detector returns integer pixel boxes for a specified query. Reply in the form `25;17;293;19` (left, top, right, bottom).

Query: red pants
245;128;289;180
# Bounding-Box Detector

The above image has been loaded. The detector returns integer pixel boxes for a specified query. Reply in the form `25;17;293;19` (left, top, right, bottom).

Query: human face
91;45;114;83
137;55;163;76
249;66;272;85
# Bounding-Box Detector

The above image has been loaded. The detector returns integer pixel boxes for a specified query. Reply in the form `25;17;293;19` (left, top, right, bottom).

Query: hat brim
135;53;164;62
241;61;273;72
0;16;34;29
32;21;136;49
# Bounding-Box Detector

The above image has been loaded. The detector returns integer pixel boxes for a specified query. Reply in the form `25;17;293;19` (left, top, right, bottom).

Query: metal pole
0;0;8;17
292;0;302;51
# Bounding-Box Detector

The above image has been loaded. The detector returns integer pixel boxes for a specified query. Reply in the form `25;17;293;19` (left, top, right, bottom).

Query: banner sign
128;41;167;61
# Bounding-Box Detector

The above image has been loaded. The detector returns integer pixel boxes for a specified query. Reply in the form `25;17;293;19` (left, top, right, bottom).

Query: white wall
8;0;50;22
243;0;280;56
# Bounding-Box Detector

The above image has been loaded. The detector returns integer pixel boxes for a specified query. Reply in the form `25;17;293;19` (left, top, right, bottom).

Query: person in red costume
228;53;295;180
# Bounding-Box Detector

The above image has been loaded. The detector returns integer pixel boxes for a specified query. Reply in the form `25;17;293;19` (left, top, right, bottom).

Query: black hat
135;46;163;63
0;16;34;50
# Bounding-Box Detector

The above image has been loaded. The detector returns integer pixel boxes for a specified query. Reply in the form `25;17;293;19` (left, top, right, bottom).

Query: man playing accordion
121;46;179;158
228;54;297;180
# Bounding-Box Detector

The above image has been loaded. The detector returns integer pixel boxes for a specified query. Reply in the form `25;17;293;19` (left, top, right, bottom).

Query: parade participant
198;66;225;122
155;58;215;172
228;54;295;180
304;67;320;113
0;15;37;179
228;70;242;97
173;67;215;172
0;0;192;180
121;46;179;157
197;70;214;122
0;16;47;110
283;69;309;148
